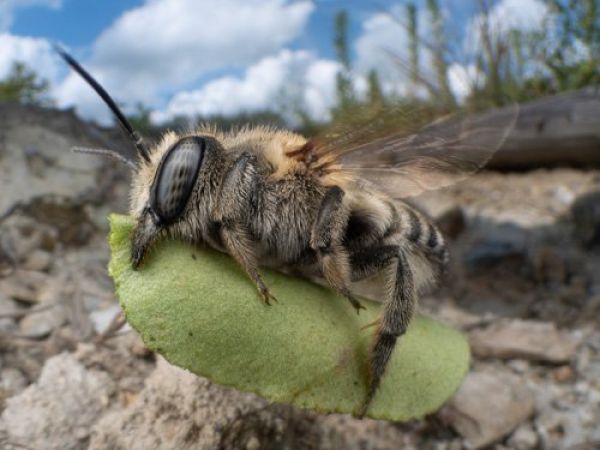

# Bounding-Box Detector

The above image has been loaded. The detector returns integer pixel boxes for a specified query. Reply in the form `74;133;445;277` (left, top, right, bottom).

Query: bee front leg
212;153;276;305
311;186;364;314
220;223;277;305
131;207;160;269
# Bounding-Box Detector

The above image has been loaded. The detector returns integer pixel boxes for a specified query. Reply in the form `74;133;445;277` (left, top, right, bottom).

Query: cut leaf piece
108;214;469;421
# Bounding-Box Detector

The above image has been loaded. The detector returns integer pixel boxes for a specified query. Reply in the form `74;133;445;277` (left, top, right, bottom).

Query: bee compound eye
151;137;205;224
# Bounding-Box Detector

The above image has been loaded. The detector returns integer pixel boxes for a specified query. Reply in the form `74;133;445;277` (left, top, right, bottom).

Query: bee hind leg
311;186;364;314
355;246;415;418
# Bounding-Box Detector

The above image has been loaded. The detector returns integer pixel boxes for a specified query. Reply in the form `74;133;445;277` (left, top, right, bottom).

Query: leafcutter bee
56;46;516;416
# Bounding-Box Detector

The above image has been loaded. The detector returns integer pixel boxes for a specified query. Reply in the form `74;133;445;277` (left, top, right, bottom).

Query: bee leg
131;207;160;269
311;186;364;314
349;245;401;281
357;247;415;418
212;153;276;306
220;224;277;305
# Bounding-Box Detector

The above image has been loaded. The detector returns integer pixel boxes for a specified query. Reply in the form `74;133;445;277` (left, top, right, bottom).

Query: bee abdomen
402;207;448;264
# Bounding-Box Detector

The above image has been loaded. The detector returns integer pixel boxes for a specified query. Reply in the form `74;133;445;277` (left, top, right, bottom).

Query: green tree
426;0;456;108
334;10;355;111
367;69;384;108
127;102;155;137
542;0;600;90
0;62;52;106
407;2;420;95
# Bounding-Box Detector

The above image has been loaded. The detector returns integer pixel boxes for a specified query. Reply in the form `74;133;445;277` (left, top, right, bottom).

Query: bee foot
259;287;278;306
352;301;366;315
356;403;368;419
131;249;144;270
341;289;365;315
360;318;380;331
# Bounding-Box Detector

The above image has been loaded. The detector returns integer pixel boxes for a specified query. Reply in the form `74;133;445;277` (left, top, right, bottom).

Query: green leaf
108;214;469;420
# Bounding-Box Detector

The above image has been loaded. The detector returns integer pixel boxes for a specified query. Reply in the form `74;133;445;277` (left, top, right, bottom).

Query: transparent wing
311;104;518;199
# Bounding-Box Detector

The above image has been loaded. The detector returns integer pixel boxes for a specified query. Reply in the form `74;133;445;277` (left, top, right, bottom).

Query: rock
536;406;600;450
428;301;487;329
90;356;409;450
90;357;291;450
571;189;600;246
0;352;116;450
438;370;535;449
0;269;50;303
0;294;22;331
89;303;126;335
507;424;539;450
18;304;67;338
507;359;530;374
469;319;580;363
317;414;416;450
565;444;600;450
0;317;16;332
74;337;155;393
20;197;97;247
463;224;530;271
18;277;68;338
0;216;58;261
435;206;466;239
553;365;574;383
22;249;52;271
0;105;115;215
0;368;28;397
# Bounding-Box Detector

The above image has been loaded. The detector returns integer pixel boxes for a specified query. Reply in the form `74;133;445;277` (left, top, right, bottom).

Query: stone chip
469;319;580;363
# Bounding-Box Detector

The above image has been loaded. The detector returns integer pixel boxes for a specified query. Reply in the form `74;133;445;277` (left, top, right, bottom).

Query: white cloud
355;0;551;103
152;49;340;124
0;0;62;32
464;0;550;56
302;58;340;121
54;0;314;122
455;0;551;100
354;4;433;98
0;33;62;82
447;62;483;102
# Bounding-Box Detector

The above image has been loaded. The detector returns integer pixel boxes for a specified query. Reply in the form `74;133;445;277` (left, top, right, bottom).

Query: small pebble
246;436;260;450
553;366;574;383
507;423;539;450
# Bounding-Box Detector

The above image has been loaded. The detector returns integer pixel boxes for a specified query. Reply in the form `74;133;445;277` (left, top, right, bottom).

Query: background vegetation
1;0;598;137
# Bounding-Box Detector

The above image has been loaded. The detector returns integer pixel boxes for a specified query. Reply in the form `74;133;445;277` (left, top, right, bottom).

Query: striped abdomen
399;204;449;267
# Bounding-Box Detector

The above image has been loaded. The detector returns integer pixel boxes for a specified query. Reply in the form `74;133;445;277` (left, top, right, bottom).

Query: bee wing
311;104;518;199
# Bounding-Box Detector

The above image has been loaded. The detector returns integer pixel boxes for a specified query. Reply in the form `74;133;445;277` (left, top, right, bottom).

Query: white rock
89;303;128;335
439;369;535;449
18;304;66;338
469;319;580;363
22;249;52;272
0;352;116;450
0;368;28;396
89;357;268;450
0;269;50;304
507;424;539;450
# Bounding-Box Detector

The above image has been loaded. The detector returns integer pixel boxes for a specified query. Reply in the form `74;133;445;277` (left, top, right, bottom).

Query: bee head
127;132;220;269
55;46;214;269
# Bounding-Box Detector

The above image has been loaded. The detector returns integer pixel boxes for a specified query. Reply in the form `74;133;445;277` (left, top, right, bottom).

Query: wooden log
487;87;600;168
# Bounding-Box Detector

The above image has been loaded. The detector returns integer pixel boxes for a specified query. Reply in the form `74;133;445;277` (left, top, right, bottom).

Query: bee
56;47;516;417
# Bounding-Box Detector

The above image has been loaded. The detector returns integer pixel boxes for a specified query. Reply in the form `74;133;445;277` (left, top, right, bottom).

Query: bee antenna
72;146;137;169
54;44;152;164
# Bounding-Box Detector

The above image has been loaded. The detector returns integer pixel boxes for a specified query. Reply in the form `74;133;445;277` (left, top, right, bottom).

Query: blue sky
0;0;549;124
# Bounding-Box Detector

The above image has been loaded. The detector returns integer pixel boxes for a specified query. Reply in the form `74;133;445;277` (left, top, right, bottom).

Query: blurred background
0;1;599;449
